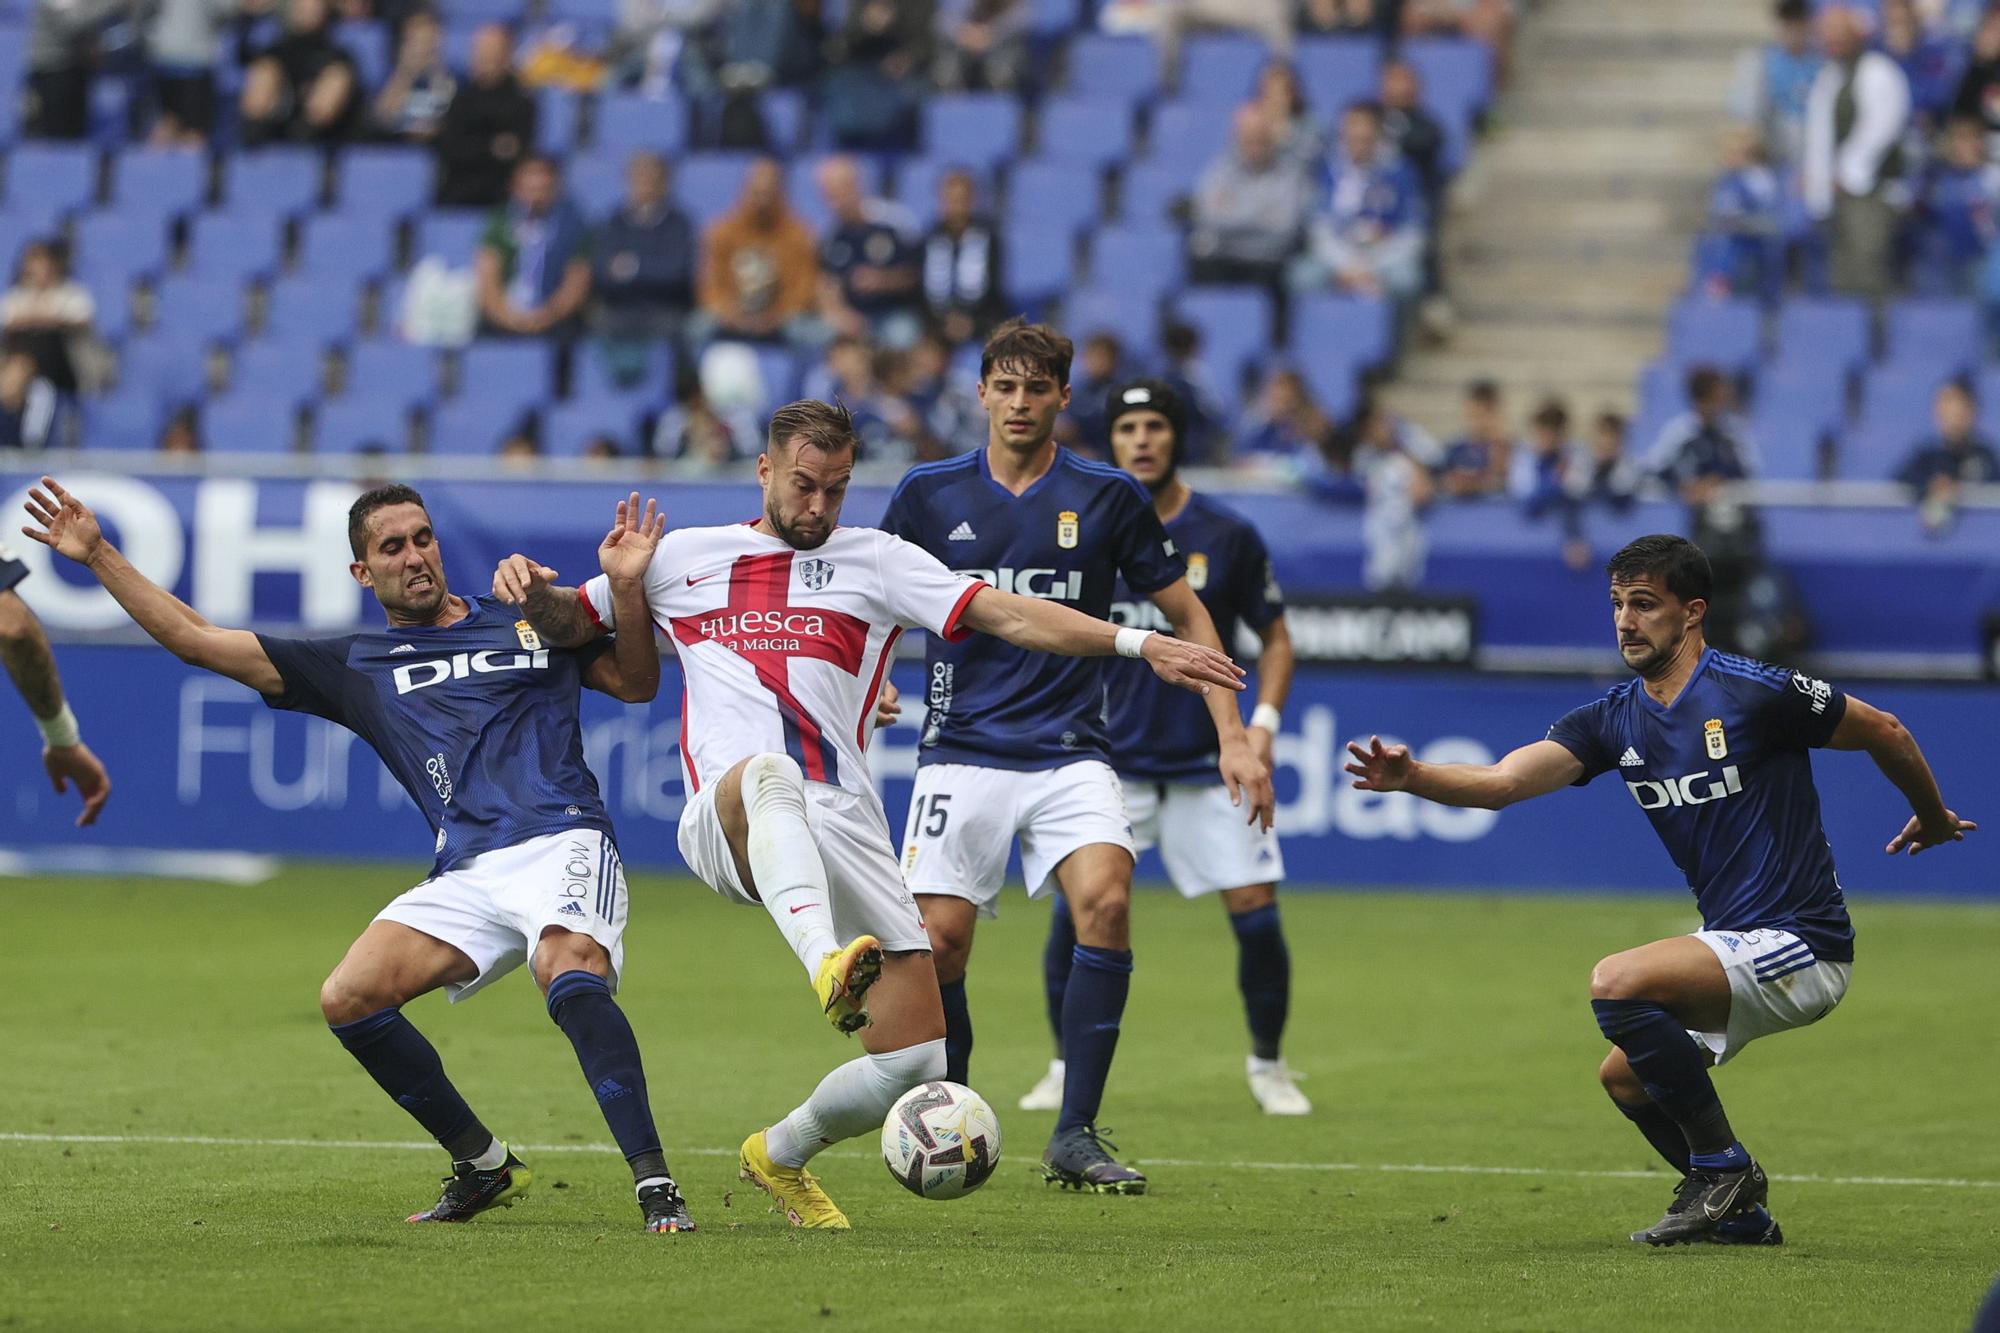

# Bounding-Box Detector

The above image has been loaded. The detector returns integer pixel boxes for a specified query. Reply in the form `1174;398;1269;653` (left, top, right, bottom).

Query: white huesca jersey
580;523;984;799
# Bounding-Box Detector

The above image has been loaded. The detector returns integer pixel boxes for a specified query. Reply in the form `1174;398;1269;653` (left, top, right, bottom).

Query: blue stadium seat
1142;101;1236;187
1001;221;1076;306
1748;408;1830;482
74;213;170;282
1294;37;1382;118
894;159;990;229
1851;363;1953;477
1028;0;1082;36
1065;33;1161;104
439;0;522;21
204;394;298;453
1755;356;1847;423
1064;288;1160;356
80;386;163;450
1840;414;1920;481
458;340;556;414
223;147;324;218
1772;297;1871;375
1666;298;1762;373
0;215;44;274
153;274;247;345
922;95;1023;171
1289;291;1395;373
414;211;487;267
117;334;207;404
1295;355;1359;424
565;152;627;218
1036;97;1135;169
428;396;528;454
265;275;360;345
1404;36;1494;118
337;147;434;220
675;153;758;227
1174;285;1274;403
1180;32;1271;105
788;153;890;237
336;19;392;92
594;93;689;156
1003;160;1099;238
1977;366;2000;440
574;340;672;401
73;266;133;341
229;340;324;408
748;343;802;406
316;396;411;452
6;142;98;213
760;88;808;153
545;0;616;22
347;340;439;407
536;87;582;156
106;147;206;218
1089;224;1185;299
186;213;285;284
1882;297;1981;371
298;212;396;282
1116;162;1188;223
540;397;641;456
1750;363;1842;480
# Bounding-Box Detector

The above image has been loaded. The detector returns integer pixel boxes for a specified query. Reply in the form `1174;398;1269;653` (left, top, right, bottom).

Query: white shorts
901;759;1135;919
1688;928;1852;1065
1121;775;1285;897
376;828;628;1003
678;778;929;954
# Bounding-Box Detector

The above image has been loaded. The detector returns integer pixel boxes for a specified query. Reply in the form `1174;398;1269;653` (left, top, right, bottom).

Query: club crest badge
1057;510;1079;550
515;620;543;651
1704;718;1728;760
1185;552;1209;591
799;558;836;590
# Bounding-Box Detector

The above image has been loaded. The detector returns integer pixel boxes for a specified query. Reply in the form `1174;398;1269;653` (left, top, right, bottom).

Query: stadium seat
458;340;556;414
1064;288;1160;356
1750;362;1842;481
565;152;628;218
1027;0;1082;37
1180;32;1271;105
538;87;582;156
748;343;802;406
297;212;397;282
1116;162;1188;224
1977;366;2000;440
336;147;434;220
544;0;616;22
204;393;299;453
335;19;392;92
346;340;439;407
185;213;285;284
7;142;99;214
1089;224;1186;300
1294;37;1382;118
73;266;134;341
229;339;325;408
540;398;642;456
223;147;324;219
315;396;412;452
922;95;1024;171
594;93;689;156
674;153;758;228
1295;354;1360;424
1404;36;1495;119
1001;220;1077;306
1035;97;1135;169
437;0;522;21
1755;357;1848;430
894;159;991;230
1002;160;1099;239
1289;291;1395;374
106;147;207;218
1174;285;1275;404
74;213;171;282
80;386;164;450
1142;101;1237;188
1772;297;1872;375
1849;364;1954;477
1064;33;1161;105
1666;298;1762;373
264;275;361;345
117;334;208;404
1882;297;1982;371
428;396;528;454
1840;415;1918;481
414;211;487;268
0;215;44;274
153;274;248;345
759;89;808;153
573;340;673;401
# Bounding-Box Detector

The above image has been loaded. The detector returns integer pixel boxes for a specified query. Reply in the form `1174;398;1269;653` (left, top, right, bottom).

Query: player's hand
1246;721;1276;773
44;741;110;827
874;679;902;729
1885;809;1977;856
1140;635;1245;696
493;553;559;605
20;476;105;567
1218;737;1276;832
1343;735;1414;792
598;491;665;585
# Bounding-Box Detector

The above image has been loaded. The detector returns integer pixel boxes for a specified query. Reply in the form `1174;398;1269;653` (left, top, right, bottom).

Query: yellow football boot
812;934;883;1033
738;1130;852;1229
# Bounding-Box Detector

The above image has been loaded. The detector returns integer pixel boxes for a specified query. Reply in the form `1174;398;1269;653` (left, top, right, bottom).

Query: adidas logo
1618;747;1644;768
947;521;977;542
389;643;417;654
557;901;586;918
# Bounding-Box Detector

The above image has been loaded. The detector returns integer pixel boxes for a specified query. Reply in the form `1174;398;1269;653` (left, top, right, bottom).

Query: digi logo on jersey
954;567;1084;601
1626;766;1744;810
393;649;551;695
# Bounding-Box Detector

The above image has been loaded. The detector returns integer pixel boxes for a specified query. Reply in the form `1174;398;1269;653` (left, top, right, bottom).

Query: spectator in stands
1297;0;1388;40
692;156;824;345
1379;57;1450;323
1694;126;1784;299
497;430;540;469
592;152;696;362
1911;116;2000;295
1952;8;2000;161
25;0;124;140
934;0;1027;92
1255;60;1326;170
608;0;723;95
1882;0;1963;127
921;168;1003;346
654;359;760;462
1803;5;1911;302
475;155;593;339
1099;0;1294;77
1647;364;1759;505
816;155;924;349
1346;395;1434;590
1188;104;1312;294
1235;364;1335;464
1509;396;1576;515
371;9;456;143
1157;321;1222;461
157;406;201;453
581;434;623;460
1731;0;1821;167
1057;331;1125;453
0;353;40;449
1580;409;1639;512
901;328;982;457
435;24;537;208
1401;0;1513;84
822;0;930;150
3;242;95;397
1300;102;1428;306
1439;378;1511;497
144;0;239;145
238;0;362;147
718;0;823;93
1895;378;2000;531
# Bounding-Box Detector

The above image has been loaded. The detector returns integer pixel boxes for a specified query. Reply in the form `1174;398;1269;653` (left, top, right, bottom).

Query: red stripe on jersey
579;585;606;630
941;581;985;643
857;627;903;749
679;684;698;794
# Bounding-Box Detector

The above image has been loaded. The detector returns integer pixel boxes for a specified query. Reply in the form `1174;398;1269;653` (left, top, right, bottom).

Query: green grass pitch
3;866;1998;1331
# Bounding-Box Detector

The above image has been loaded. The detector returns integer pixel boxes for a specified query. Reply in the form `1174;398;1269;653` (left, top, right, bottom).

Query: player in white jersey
495;400;1245;1229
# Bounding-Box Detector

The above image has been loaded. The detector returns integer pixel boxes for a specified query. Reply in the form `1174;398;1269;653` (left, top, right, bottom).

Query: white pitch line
3;1131;1995;1191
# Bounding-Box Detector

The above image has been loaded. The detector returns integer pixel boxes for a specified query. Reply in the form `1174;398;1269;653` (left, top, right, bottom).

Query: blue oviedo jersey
1546;648;1854;961
882;446;1184;769
1107;492;1283;782
257;595;615;874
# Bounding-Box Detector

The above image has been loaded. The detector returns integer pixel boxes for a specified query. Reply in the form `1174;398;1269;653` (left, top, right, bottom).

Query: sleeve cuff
940;581;984;643
578;585;607;631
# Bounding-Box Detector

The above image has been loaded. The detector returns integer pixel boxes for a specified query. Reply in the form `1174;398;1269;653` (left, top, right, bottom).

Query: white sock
766;1039;947;1168
1248;1055;1285;1075
741;754;839;975
467;1136;507;1171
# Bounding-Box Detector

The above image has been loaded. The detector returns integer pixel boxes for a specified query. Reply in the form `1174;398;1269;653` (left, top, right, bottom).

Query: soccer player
0;542;111;826
1017;378;1307;1118
20;477;699;1234
494;400;1245;1227
880;321;1276;1194
1344;534;1975;1246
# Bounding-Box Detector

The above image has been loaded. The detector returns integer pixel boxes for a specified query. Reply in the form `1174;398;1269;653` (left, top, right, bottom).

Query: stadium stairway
1385;0;1767;434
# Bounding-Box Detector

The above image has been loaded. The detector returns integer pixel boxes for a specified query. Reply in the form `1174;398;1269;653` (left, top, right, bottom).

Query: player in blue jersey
20;476;700;1234
1344;534;1975;1246
880;321;1277;1193
1019;379;1307;1117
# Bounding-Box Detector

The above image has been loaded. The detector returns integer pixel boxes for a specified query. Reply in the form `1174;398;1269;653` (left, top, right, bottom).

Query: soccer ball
881;1080;1002;1200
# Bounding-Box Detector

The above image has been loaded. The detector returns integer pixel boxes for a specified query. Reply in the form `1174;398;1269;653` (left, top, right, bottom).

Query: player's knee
927;930;972;983
532;927;609;990
319;970;389;1026
1068;888;1130;946
1588;955;1644;1002
741;752;806;819
1598;1049;1643;1099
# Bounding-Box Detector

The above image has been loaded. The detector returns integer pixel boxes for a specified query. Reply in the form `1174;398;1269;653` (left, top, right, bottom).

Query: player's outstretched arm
494;555;603;648
0;590;111;826
21;477;282;696
1344;735;1584;810
1146;577;1275;829
955;586;1246;695
1827;694;1977;855
577;492;665;703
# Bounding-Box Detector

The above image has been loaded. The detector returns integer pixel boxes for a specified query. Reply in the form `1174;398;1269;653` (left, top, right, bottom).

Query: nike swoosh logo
1703;1178;1746;1220
788;903;819;914
687;572;719;586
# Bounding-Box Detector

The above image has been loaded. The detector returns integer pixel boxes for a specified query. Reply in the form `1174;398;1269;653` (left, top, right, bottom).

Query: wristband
1114;627;1155;659
37;702;80;748
1250;703;1282;733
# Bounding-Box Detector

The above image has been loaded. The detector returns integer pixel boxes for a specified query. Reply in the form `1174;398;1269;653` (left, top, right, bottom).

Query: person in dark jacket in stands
1896;378;2000;532
435;23;537;209
920;167;1003;346
593;152;696;371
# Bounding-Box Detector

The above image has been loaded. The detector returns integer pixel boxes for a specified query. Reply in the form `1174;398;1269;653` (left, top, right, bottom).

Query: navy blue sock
330;1007;492;1162
1043;896;1077;1058
940;978;973;1084
1229;902;1290;1061
1715;1205;1775;1236
1612;1096;1691;1174
1056;945;1133;1135
1592;998;1740;1159
546;970;666;1182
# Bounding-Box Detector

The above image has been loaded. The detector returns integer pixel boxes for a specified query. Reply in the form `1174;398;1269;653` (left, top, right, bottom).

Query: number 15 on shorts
912;793;951;837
